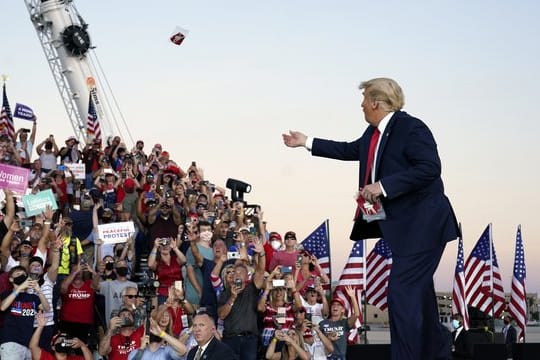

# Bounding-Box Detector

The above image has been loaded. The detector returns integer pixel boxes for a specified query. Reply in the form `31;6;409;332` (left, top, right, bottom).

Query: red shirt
167;305;188;337
60;279;95;324
262;302;294;331
156;253;183;297
109;326;144;360
40;350;84;360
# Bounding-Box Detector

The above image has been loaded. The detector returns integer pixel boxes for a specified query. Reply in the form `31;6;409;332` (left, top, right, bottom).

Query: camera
158;238;170;246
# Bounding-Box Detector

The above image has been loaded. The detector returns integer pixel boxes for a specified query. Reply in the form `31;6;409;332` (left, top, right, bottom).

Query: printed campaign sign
22;189;58;216
65;163;86;180
0;163;30;194
13;103;35;120
98;221;135;244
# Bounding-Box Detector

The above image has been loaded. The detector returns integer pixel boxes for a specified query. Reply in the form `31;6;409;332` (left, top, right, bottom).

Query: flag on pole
465;224;506;317
86;93;101;140
508;225;527;341
334;241;364;341
0;83;15;139
452;235;470;330
13;103;35;120
365;238;392;311
300;221;331;290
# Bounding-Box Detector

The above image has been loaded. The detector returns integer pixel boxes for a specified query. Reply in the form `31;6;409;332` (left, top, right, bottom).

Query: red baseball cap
330;297;346;308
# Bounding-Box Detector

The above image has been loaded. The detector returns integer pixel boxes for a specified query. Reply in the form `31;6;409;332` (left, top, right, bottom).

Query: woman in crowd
265;329;311;360
148;237;187;305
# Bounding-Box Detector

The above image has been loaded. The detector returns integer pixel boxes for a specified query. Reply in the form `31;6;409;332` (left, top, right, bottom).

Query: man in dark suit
283;77;460;360
187;311;237;360
502;315;517;358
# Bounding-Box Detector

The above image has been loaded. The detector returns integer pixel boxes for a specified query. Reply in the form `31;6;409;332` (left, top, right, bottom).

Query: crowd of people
0;122;360;360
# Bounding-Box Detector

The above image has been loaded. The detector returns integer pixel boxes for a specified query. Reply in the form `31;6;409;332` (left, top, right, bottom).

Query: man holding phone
217;241;266;360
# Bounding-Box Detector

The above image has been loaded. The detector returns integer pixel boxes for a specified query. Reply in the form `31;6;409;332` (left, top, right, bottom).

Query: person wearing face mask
148;236;187;305
30;312;93;360
451;314;471;360
96;259;138;326
58;261;98;343
183;221;215;307
0;266;51;360
262;232;282;272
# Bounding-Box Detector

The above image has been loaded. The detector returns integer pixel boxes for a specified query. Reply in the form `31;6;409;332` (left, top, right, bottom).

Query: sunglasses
124;295;137;299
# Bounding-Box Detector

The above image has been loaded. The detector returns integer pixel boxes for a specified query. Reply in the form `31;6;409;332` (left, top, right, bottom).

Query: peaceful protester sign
0;163;30;194
98;221;135;245
22;189;58;217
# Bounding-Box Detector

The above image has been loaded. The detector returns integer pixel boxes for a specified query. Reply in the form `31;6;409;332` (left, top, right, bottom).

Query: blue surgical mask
452;319;461;329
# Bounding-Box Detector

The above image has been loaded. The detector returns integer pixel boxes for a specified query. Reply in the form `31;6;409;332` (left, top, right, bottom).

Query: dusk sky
2;1;539;294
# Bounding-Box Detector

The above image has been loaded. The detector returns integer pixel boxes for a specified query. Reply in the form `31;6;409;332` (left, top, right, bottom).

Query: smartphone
146;192;155;199
174;280;182;291
227;251;240;260
281;266;293;274
305;312;312;322
272;279;285;288
57;165;66;171
234;278;242;289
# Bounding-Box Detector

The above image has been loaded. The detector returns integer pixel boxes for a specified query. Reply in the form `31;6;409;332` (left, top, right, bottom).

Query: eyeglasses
124;295;137;299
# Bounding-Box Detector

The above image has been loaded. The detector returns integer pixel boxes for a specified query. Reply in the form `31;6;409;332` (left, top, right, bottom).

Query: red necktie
363;128;380;186
354;127;380;220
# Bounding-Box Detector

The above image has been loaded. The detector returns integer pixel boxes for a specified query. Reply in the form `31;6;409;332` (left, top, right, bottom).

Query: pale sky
2;0;540;294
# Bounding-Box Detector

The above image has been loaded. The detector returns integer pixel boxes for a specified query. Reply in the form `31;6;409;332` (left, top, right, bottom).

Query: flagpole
325;218;332;293
489;223;495;324
362;238;369;344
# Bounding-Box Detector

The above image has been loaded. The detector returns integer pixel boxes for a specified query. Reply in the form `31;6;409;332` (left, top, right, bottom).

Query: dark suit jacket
312;111;460;255
186;337;238;360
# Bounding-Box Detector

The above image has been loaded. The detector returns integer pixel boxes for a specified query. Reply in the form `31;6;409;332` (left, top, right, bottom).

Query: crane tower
23;0;132;145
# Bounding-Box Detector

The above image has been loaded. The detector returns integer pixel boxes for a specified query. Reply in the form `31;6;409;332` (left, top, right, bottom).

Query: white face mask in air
452;319;461;329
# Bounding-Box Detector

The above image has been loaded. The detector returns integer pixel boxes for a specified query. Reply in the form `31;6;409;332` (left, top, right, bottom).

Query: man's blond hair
359;77;405;112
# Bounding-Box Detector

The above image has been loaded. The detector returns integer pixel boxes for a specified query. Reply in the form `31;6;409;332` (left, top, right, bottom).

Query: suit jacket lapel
374;112;397;180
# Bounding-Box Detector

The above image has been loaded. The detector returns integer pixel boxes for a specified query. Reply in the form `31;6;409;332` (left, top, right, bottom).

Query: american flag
86;93;101;140
452;235;470;330
465;224;506;317
508;225;527;341
0;83;15;139
300;220;331;289
334;241;364;341
365;238;392;311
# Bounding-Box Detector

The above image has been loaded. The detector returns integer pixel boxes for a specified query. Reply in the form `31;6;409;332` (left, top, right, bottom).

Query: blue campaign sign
22;189;58;217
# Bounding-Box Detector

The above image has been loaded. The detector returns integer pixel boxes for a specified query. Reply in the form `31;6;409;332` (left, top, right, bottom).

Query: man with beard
99;308;145;360
0;265;50;360
148;199;183;246
57;217;84;281
128;318;187;360
95;259;138;326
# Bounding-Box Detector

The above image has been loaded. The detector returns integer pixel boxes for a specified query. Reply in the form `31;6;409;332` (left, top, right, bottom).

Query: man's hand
282;130;307;148
360;182;383;203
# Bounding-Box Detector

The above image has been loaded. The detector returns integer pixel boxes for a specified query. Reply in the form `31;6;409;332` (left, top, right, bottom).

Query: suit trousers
387;244;450;360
